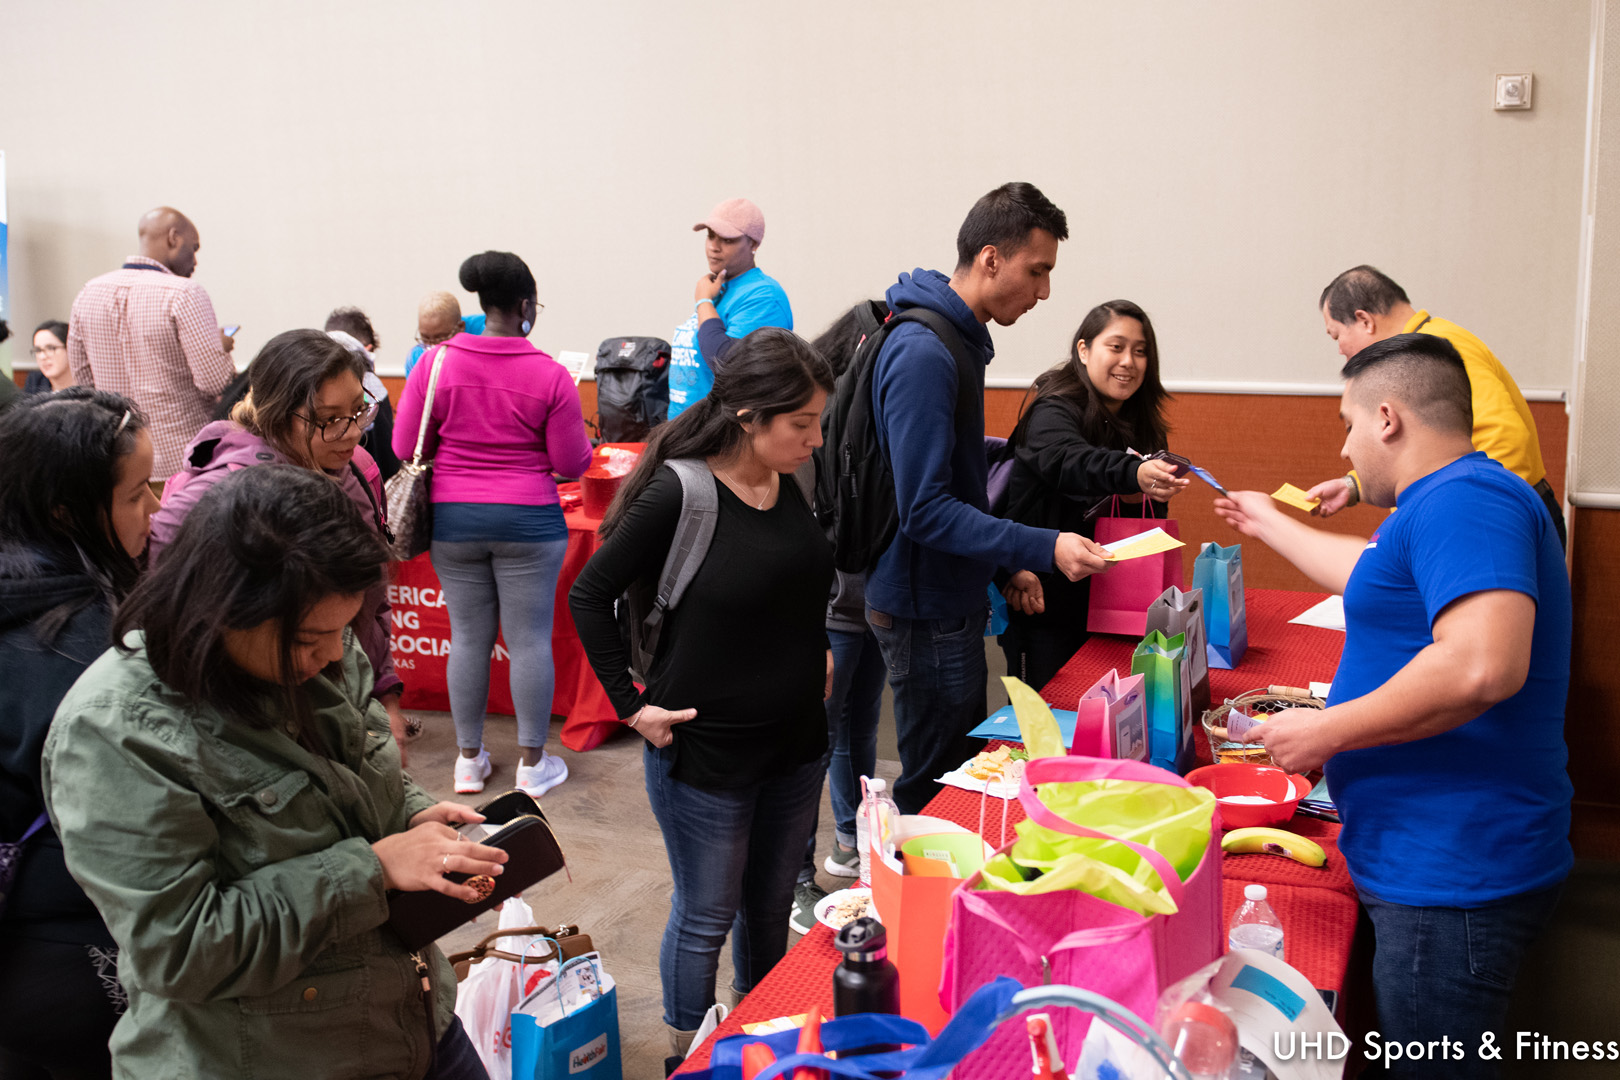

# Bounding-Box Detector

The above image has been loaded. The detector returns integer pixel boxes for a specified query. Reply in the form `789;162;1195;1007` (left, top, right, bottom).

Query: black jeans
0;933;122;1080
998;615;1090;694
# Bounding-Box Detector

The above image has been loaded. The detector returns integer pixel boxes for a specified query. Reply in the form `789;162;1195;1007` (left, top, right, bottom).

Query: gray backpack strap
637;459;720;671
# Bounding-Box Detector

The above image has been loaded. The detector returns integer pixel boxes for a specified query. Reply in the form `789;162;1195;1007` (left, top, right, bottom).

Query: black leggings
0;934;122;1080
998;616;1091;693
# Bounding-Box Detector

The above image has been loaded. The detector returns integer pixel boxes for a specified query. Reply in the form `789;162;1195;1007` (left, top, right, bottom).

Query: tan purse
447;923;596;982
383;345;448;560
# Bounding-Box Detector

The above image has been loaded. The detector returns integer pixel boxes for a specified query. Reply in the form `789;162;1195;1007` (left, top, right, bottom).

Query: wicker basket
1201;685;1325;766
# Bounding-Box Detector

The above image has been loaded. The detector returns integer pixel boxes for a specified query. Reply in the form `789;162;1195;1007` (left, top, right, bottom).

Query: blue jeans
800;629;887;880
1358;881;1564;1078
431;537;569;748
644;744;825;1030
866;606;987;815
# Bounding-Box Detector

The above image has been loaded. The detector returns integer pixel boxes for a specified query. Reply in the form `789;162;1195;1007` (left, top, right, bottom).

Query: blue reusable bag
510;955;622;1080
1192;542;1248;669
679;977;1187;1080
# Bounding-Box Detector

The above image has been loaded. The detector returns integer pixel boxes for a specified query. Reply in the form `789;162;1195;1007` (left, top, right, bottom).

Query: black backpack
813;303;980;574
595;336;670;442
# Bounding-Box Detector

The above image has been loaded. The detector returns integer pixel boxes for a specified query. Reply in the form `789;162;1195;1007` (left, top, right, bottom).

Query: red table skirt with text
387;505;622;752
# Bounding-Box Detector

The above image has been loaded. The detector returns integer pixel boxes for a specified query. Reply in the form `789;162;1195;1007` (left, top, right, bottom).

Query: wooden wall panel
1568;507;1620;859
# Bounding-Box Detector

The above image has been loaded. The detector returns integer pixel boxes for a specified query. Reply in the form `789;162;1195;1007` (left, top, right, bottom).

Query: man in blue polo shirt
1214;333;1571;1076
668;198;792;418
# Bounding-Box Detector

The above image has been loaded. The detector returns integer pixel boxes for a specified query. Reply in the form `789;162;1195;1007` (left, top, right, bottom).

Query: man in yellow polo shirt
1305;264;1566;546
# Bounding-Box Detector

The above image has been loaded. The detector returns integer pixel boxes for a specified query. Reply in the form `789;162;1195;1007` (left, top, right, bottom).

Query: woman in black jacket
0;389;159;1079
998;300;1189;688
568;328;834;1058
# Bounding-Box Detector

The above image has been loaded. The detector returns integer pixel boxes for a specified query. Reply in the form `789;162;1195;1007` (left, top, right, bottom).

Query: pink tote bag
1086;498;1183;636
940;756;1223;1080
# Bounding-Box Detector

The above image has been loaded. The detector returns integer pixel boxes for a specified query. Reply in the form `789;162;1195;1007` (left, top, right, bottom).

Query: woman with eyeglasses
393;251;592;799
148;329;414;757
24;320;73;395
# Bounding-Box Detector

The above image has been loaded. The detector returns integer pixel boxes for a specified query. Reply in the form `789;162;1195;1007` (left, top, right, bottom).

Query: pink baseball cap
694;198;765;245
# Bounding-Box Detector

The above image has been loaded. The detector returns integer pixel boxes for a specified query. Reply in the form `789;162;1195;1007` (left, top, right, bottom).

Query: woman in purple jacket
393;251;593;798
149;330;412;757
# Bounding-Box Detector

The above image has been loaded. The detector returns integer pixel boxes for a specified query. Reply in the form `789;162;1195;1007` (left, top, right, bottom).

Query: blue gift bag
1192;542;1248;669
510;955;621;1080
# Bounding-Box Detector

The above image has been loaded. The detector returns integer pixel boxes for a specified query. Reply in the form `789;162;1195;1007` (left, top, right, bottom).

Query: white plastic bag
453;896;556;1080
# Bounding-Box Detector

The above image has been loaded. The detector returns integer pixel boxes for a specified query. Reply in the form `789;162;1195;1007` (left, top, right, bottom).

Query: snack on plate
963;745;1029;784
831;892;870;927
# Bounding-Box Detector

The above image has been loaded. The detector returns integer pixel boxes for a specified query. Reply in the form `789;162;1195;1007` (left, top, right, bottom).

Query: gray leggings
430;538;569;748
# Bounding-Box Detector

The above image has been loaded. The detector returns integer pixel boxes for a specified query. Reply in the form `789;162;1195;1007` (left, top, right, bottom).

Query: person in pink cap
668;198;794;418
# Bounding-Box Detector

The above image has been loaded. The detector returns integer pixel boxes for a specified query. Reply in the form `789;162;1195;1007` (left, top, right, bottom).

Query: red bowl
1186;763;1310;830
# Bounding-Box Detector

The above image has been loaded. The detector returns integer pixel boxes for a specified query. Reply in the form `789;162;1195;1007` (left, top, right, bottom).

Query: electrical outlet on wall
1495;73;1533;110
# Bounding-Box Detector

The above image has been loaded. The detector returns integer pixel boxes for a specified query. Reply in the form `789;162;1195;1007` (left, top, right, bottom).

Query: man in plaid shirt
68;207;236;486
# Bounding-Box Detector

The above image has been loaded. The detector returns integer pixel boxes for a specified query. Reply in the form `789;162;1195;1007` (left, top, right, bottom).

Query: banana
1222;827;1328;867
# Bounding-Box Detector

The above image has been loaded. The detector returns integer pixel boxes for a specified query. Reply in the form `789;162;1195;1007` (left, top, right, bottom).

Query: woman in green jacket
43;465;506;1080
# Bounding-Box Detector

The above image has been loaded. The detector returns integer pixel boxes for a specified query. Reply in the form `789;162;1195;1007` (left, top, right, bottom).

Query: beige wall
0;1;1593;387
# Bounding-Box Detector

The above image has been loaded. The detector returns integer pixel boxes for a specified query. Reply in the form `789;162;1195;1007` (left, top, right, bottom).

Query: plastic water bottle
1228;883;1285;960
854;777;897;885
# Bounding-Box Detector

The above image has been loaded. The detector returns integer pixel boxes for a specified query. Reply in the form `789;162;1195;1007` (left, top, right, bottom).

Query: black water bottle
832;916;901;1061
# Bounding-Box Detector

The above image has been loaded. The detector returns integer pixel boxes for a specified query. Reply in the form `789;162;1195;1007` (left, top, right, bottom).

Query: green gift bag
1130;630;1195;774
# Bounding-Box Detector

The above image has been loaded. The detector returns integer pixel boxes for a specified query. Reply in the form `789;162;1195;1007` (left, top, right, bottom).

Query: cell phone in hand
223;325;240;337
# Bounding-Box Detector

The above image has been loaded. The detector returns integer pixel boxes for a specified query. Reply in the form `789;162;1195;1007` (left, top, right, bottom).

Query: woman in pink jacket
394;251;593;798
150;330;412;755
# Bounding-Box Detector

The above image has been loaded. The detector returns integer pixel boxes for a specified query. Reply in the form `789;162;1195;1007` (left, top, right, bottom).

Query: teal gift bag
510;954;622;1080
1129;630;1196;774
1192;543;1248;669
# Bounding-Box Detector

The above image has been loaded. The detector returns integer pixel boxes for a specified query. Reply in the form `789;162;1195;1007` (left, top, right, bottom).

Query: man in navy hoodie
868;182;1111;813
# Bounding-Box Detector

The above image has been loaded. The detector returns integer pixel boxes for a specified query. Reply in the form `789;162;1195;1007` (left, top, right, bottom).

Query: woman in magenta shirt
393;250;593;798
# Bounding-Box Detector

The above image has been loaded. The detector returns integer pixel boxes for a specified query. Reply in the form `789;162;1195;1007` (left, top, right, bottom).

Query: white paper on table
1308;682;1333;700
555;350;592;385
1288;595;1345;632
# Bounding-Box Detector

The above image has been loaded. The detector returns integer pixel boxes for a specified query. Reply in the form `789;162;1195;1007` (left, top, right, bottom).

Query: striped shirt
67;256;236;480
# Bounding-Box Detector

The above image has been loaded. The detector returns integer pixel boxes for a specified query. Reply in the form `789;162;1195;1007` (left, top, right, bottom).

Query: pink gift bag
1086;498;1183;637
940;756;1223;1080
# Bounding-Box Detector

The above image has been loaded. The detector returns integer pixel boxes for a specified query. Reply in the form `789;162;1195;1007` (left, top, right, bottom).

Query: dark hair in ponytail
233;329;366;468
0;388;148;639
114;466;388;751
458;250;537;315
600;327;834;540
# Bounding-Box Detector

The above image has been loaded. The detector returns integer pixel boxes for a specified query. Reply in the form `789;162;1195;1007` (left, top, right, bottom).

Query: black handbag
383;345;448;560
386;790;567;951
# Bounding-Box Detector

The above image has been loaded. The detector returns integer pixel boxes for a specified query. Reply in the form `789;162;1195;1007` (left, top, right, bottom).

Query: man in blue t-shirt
1214;333;1571;1073
667;198;793;418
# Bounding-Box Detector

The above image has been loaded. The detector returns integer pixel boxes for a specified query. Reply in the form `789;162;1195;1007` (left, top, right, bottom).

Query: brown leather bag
448;923;596;982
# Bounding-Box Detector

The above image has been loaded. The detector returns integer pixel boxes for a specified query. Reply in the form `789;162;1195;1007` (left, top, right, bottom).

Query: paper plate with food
814;887;882;931
937;744;1030;798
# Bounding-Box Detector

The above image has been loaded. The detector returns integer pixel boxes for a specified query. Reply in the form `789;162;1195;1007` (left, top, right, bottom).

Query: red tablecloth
387;500;623;753
680;589;1357;1072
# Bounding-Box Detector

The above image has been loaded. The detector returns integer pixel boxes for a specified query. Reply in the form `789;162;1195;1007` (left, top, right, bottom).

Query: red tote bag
1086;497;1183;637
940;755;1223;1080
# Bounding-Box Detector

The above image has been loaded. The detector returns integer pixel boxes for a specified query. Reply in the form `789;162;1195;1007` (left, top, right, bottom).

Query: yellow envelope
1102;527;1185;562
1271;483;1320;511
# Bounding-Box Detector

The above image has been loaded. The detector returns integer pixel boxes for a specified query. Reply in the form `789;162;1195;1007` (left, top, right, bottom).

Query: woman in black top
999;300;1189;689
569;328;834;1052
0;389;159;1080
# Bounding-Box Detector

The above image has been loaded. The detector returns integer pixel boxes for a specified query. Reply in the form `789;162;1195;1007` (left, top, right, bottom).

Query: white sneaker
453;748;493;794
516;753;569;798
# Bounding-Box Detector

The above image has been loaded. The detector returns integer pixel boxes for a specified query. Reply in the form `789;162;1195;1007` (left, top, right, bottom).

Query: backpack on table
595;336;670;442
